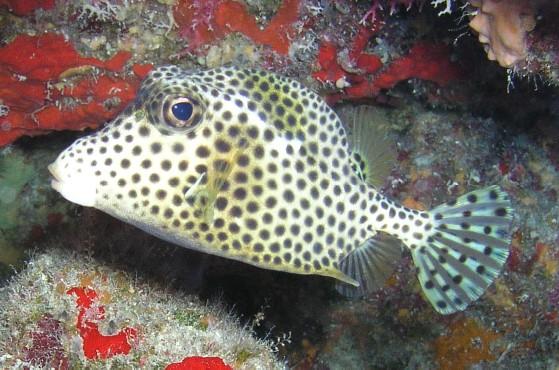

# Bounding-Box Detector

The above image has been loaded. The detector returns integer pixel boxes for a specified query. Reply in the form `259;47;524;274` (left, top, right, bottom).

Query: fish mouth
48;163;62;190
47;161;97;207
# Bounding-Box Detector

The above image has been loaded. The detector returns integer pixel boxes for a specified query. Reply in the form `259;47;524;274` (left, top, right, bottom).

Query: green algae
0;149;35;272
0;144;72;280
174;309;207;330
0;149;35;229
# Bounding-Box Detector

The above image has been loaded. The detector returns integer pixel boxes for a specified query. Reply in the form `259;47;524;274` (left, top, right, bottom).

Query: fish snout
48;154;97;207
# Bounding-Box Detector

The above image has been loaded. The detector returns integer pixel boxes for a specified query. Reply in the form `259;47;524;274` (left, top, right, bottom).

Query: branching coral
360;0;415;23
431;0;453;15
361;0;455;22
76;0;125;23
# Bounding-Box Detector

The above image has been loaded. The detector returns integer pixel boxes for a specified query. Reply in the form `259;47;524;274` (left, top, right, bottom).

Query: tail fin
413;185;513;314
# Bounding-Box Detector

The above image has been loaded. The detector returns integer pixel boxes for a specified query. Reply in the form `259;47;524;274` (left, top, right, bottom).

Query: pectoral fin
184;148;244;224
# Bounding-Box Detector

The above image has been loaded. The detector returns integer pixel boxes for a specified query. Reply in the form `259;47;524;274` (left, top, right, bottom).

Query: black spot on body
216;197;228;210
161;160;171;171
233;188;247;200
196;146;210;158
283;190;294;202
151;142;162;154
253;145;264;159
139;126;150;136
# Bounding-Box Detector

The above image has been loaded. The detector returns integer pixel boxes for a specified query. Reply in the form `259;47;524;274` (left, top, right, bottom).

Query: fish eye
163;97;202;130
172;101;193;121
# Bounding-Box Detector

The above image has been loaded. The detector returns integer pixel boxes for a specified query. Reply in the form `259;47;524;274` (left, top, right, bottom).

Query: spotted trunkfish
49;65;514;314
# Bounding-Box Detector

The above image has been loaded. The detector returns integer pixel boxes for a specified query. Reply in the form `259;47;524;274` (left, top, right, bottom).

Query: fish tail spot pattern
411;185;514;314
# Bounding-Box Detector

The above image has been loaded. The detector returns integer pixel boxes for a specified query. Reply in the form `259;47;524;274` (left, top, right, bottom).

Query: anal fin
335;233;403;298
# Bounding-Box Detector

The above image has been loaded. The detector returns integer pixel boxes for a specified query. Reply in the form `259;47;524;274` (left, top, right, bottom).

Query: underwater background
0;0;558;368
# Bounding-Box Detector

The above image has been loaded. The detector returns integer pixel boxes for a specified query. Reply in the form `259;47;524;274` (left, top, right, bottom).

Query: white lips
48;161;97;207
48;163;61;188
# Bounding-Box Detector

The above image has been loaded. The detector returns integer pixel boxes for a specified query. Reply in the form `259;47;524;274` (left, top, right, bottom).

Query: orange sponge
469;0;536;68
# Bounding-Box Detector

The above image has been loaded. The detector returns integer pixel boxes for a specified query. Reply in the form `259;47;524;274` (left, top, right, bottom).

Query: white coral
431;0;453;15
77;0;127;22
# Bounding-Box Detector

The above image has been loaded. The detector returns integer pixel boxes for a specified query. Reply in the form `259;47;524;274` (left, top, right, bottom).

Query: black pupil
171;102;193;121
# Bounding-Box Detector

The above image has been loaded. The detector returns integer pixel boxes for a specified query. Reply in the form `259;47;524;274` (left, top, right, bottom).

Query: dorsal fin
336;105;397;188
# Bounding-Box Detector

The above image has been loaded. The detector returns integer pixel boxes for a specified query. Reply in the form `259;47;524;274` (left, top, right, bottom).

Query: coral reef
313;29;463;103
173;0;301;55
0;33;151;146
433;317;502;369
0;0;558;368
166;356;233;370
360;0;559;85
467;0;559;85
0;249;284;369
362;0;455;23
468;0;536;68
0;0;54;16
311;8;463;104
67;286;138;359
